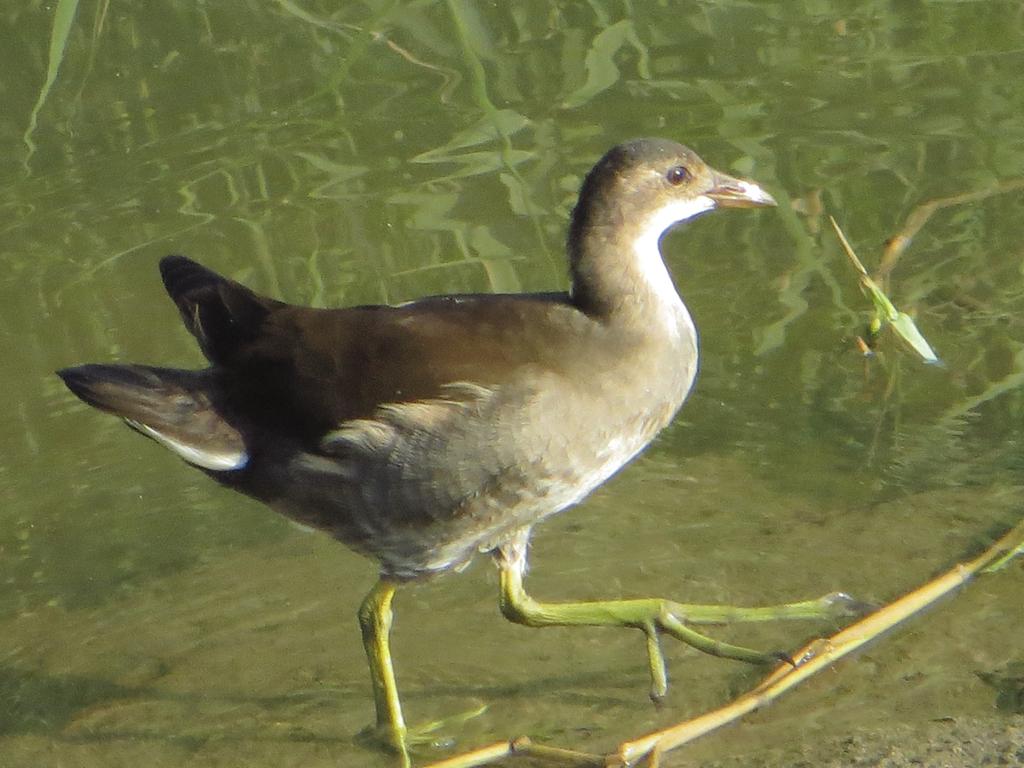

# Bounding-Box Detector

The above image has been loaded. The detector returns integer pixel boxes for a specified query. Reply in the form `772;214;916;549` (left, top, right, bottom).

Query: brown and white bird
59;139;836;764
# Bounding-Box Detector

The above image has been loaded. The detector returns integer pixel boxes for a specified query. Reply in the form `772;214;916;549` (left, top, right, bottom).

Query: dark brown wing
159;255;591;445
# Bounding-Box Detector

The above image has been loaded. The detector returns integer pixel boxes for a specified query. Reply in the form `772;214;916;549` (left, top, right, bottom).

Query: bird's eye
666;166;689;185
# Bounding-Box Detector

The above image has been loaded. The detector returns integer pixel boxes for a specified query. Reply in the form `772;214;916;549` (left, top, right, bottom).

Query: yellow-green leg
358;579;489;763
358;581;489;765
358;579;411;766
495;534;858;702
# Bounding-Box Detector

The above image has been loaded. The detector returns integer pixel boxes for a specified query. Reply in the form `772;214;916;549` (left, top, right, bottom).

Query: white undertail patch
126;419;249;471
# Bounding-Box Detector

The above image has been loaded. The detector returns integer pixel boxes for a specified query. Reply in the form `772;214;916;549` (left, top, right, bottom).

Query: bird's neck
567;208;699;345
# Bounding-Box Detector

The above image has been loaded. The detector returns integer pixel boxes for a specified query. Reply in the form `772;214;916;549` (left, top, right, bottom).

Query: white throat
630;195;712;338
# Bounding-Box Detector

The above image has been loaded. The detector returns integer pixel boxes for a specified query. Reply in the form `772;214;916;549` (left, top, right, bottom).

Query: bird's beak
706;170;776;209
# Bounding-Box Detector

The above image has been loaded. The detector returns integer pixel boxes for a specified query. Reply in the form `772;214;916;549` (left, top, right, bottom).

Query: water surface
2;3;1023;766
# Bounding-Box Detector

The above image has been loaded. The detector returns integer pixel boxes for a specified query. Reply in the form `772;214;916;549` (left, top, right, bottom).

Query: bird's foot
495;547;868;702
357;704;488;766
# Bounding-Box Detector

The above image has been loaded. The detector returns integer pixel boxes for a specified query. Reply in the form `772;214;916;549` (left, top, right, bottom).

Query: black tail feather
159;255;282;364
57;363;248;471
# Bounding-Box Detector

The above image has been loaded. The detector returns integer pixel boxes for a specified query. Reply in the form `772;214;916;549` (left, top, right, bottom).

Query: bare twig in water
880;178;1024;275
423;736;604;768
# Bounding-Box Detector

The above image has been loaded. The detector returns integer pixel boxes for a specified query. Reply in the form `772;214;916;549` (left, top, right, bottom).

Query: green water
2;2;1023;766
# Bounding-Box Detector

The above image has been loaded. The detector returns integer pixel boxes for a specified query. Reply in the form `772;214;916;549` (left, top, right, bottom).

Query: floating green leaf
830;216;939;365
